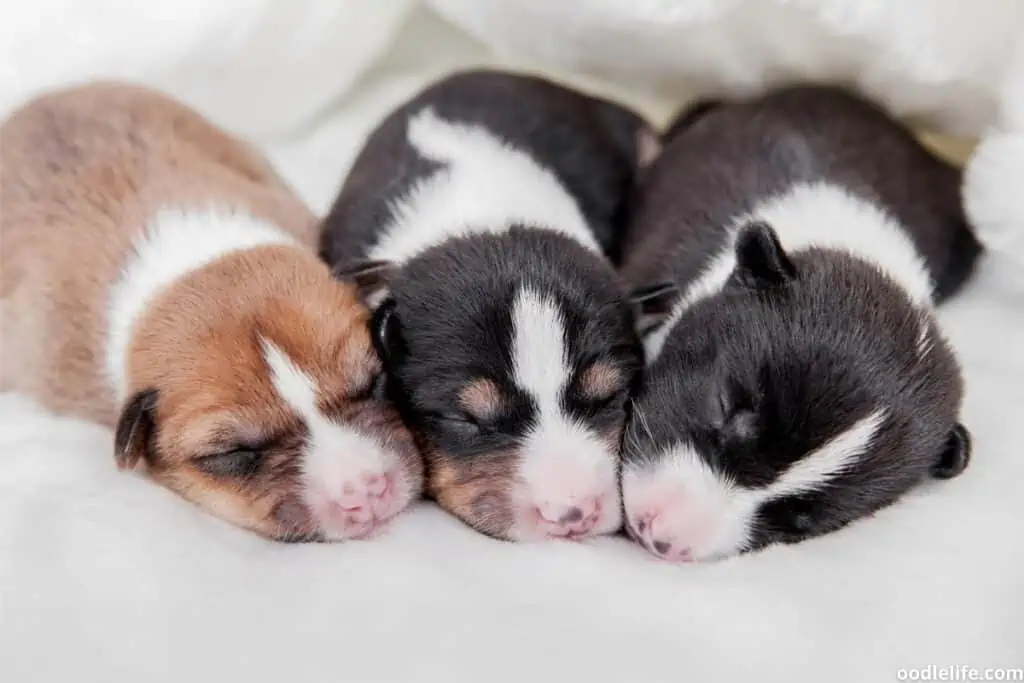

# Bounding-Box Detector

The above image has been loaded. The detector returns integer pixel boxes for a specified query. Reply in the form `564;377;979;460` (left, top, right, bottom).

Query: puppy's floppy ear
114;388;159;470
931;422;971;479
370;297;404;365
628;281;679;336
331;259;398;305
731;221;796;289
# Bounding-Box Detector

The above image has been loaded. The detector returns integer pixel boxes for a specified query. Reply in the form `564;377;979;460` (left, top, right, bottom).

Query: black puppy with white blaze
320;70;669;541
620;85;982;562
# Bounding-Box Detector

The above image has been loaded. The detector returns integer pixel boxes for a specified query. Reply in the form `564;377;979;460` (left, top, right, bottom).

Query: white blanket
1;3;1022;681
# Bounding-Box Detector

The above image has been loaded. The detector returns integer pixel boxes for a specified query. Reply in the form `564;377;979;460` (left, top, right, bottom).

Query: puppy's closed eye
435;412;483;437
348;370;385;402
195;448;264;478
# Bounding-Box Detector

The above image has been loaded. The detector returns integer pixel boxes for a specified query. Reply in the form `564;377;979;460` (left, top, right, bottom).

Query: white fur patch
769;409;887;498
105;206;298;400
622;408;887;561
261;340;402;539
510;288;620;536
644;182;936;361
367;107;600;265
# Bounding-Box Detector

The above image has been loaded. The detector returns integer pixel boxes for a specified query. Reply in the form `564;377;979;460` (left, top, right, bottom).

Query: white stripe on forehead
511;287;568;413
644;182;935;362
261;339;390;481
510;287;620;525
367;107;601;266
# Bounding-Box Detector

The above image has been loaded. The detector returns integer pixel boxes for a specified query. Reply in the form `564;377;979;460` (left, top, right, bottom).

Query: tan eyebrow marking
578;361;625;401
458;378;507;421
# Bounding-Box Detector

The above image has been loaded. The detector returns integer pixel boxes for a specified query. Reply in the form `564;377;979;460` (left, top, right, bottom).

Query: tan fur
577;361;624;402
0;83;420;540
1;82;317;421
458;378;506;421
427;448;517;539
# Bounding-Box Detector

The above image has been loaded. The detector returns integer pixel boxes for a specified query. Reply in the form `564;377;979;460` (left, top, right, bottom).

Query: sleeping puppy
619;85;982;562
0;83;422;542
320;69;668;541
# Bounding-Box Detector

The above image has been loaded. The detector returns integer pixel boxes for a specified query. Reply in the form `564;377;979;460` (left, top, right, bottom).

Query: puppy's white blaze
624;408;887;560
106;206;298;399
645;182;935;362
367;107;600;266
260;340;393;495
511;289;619;521
768;409;887;498
511;287;568;418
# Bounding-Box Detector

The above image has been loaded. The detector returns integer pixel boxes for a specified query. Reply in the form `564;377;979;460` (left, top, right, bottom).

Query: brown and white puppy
0;83;423;542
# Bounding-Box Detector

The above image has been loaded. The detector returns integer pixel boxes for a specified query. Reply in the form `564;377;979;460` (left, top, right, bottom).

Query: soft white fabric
0;0;414;139
2;3;1023;682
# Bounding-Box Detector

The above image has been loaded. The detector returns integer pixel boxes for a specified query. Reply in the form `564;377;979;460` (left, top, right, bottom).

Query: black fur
620;85;975;555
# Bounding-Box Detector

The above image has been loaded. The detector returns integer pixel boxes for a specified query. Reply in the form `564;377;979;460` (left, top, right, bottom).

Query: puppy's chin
425;445;622;542
153;465;420;544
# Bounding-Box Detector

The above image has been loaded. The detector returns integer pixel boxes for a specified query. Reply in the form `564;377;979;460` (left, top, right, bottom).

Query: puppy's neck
368;107;602;265
645;182;935;362
106;206;299;401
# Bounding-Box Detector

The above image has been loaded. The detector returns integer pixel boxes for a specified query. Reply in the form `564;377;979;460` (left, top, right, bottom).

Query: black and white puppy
320;69;666;541
619;85;982;562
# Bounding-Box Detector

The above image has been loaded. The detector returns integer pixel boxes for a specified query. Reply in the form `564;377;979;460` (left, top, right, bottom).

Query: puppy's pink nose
362;472;388;498
339;472;390;506
537;497;602;538
633;513;694;562
649;538;693;562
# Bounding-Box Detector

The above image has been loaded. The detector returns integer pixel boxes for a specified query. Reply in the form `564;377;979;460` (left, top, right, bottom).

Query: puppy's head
341;229;670;541
621;222;970;562
115;246;423;541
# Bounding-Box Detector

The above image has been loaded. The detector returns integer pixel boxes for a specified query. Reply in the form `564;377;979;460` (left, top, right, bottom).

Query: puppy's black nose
560;506;584;524
652;540;671;555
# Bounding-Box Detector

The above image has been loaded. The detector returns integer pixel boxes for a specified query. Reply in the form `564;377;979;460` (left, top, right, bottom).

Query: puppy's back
624;86;981;300
321;69;652;267
0;83;315;422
